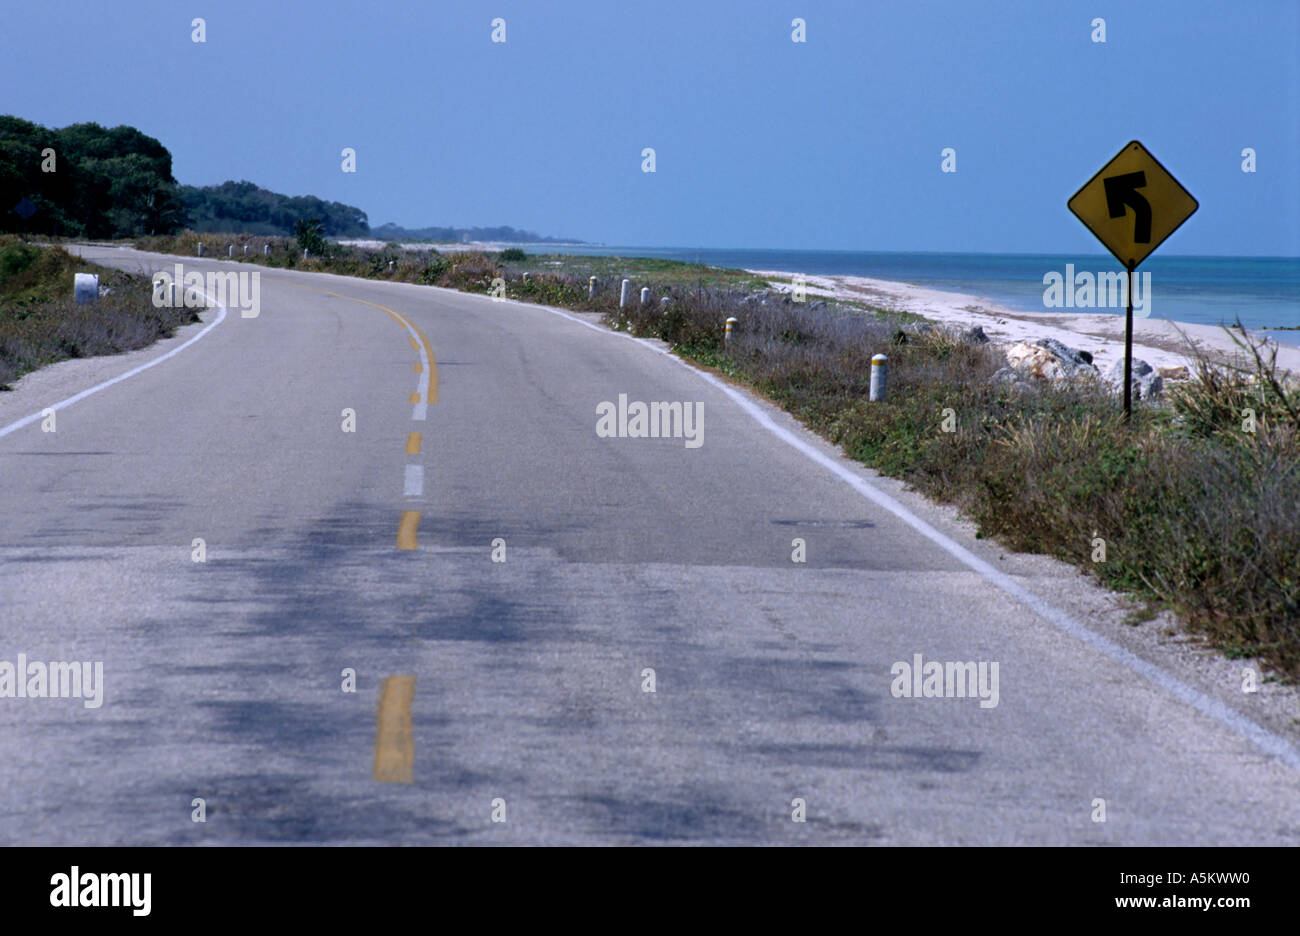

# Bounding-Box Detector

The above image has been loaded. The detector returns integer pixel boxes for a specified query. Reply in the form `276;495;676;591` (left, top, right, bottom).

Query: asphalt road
1;245;1298;845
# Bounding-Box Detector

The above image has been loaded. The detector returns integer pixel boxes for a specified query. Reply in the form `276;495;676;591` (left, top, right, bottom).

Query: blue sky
3;0;1297;254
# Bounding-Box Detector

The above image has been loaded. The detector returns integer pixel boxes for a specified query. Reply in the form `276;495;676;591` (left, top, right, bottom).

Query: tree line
0;117;370;238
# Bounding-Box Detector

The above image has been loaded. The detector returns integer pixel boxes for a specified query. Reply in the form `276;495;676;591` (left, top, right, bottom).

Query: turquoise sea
544;247;1300;348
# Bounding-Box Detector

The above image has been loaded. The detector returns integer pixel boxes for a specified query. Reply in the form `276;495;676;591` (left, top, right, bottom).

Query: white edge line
0;293;229;440
522;299;1300;772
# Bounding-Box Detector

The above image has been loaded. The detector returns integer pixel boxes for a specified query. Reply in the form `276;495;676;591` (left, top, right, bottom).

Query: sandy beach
751;269;1300;378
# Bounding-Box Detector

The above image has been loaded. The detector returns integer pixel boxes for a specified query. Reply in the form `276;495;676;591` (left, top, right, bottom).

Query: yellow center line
273;281;428;779
277;281;437;553
280;281;439;403
397;510;420;550
374;675;416;783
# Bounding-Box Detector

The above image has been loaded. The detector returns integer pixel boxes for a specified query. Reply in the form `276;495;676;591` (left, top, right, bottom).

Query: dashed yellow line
274;283;429;780
397;510;420;549
374;675;415;783
278;281;436;553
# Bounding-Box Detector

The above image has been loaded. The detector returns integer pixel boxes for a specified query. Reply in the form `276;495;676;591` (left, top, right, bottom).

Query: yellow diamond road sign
1068;140;1198;269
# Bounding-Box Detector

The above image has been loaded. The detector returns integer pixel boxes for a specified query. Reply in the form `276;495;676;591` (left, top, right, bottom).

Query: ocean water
543;247;1300;348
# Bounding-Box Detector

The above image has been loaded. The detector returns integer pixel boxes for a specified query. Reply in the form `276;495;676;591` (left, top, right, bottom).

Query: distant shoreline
258;235;1300;366
404;244;1299;348
748;268;1300;375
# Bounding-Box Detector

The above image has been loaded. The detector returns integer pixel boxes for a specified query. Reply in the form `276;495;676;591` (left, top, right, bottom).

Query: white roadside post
620;278;630;308
869;354;888;401
243;245;249;255
523;272;530;282
640;287;650;305
588;276;597;298
228;244;234;257
263;244;270;255
196;242;203;257
725;316;737;344
73;273;98;304
388;260;394;271
303;248;308;259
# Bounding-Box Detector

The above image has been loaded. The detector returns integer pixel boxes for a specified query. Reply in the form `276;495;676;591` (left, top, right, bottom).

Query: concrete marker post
197;242;203;257
588;276;597;299
725;316;738;344
640;287;650;305
869;354;888;401
243;244;249;255
73;273;98;304
263;244;270;255
228;244;234;257
620;279;630;308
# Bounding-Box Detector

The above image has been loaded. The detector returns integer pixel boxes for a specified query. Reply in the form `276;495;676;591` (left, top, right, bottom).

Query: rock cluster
1003;338;1097;380
992;337;1167;401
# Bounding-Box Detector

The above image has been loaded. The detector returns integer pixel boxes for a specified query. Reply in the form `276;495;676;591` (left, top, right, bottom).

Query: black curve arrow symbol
1103;171;1151;244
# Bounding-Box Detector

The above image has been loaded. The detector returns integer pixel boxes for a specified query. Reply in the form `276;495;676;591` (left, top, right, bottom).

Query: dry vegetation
0;237;198;388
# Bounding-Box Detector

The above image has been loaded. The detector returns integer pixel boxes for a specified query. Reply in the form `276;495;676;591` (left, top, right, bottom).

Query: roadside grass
123;233;1300;677
0;237;199;389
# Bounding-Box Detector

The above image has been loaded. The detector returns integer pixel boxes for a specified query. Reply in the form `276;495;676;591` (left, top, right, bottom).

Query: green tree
0;116;183;237
294;217;328;256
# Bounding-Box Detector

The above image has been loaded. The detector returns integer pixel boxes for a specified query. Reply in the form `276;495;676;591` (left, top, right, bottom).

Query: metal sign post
1124;264;1134;420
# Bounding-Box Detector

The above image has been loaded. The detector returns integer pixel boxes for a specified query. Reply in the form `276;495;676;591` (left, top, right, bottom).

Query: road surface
1;245;1297;845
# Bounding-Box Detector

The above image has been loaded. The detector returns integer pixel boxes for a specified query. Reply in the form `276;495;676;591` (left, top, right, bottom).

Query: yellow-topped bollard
869;354;888;401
